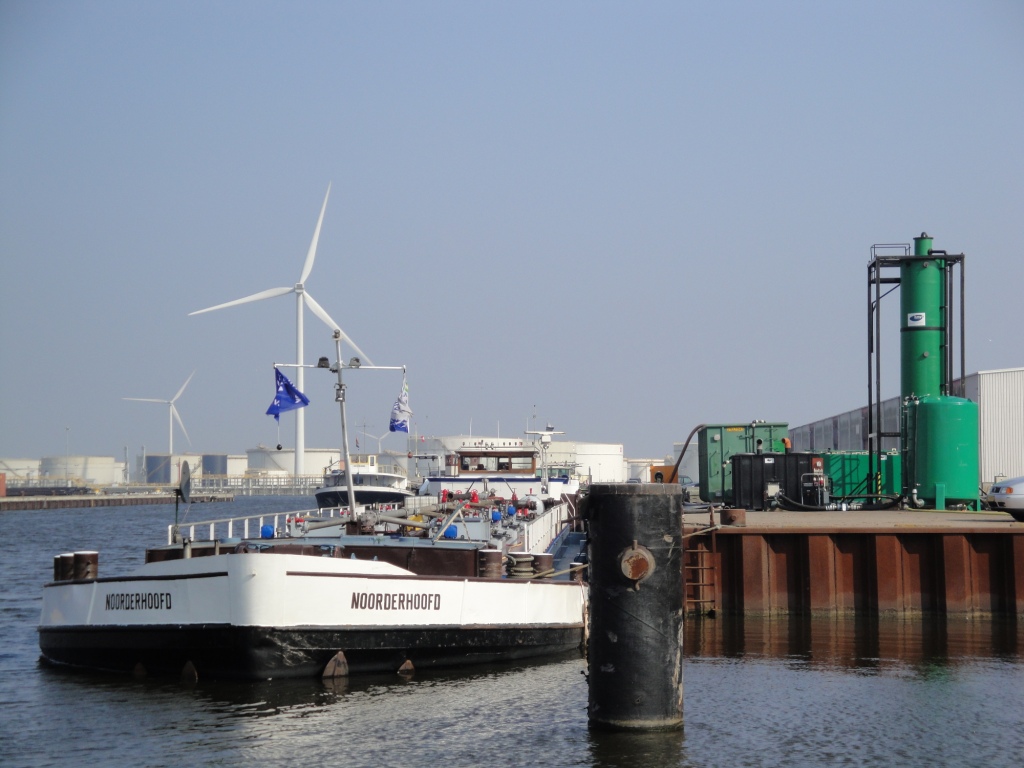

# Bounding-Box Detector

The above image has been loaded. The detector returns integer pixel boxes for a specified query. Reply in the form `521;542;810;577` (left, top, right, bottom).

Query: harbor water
2;497;1023;767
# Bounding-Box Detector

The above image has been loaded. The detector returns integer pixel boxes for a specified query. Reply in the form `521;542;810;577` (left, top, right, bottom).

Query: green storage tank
905;395;979;509
698;423;788;504
900;234;946;400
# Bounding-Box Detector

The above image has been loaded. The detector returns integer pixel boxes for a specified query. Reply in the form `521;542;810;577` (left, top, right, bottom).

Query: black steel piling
584;483;684;731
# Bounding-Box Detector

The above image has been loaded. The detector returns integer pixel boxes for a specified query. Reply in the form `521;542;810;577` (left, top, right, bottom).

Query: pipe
681;524;721;540
376;515;430;529
669;423;706;484
776;493;902;512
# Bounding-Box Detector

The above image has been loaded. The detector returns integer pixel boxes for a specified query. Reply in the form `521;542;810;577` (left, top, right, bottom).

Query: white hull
39;551;586;679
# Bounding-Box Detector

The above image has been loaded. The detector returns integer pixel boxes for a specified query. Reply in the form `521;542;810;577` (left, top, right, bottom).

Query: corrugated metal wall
975;369;1024;482
791;367;1024;484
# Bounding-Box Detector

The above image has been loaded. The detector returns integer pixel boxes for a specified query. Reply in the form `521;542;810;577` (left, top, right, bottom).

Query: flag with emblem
266;368;309;422
389;376;412;433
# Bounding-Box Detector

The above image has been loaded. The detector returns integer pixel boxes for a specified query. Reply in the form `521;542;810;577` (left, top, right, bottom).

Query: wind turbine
188;184;372;476
124;371;195;455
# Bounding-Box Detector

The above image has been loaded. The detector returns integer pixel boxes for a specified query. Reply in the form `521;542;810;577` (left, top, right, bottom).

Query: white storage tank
39;455;124;485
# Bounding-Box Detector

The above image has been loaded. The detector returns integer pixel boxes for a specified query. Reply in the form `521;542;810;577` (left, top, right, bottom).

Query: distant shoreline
0;493;233;511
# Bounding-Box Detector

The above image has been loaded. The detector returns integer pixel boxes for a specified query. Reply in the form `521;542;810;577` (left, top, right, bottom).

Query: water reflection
587;729;686;768
685;614;1022;670
20;617;1024;768
37;649;582;716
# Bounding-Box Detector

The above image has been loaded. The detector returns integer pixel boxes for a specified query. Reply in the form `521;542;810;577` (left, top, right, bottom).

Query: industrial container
905;395;979;509
730;452;816;510
697;423;788;504
877;451;902;496
820;451;901;499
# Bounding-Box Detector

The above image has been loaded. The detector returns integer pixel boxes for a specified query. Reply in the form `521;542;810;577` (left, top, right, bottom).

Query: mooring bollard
585;483;684;731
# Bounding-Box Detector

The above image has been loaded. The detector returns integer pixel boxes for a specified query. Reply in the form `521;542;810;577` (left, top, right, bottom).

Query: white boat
37;436;585;684
38;502;586;679
39;348;586;680
315;453;415;508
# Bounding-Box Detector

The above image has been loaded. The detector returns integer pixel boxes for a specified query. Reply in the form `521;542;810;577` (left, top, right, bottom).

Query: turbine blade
189;286;293;316
299;183;331;285
304;292;375;366
123;397;169;404
302;291;338;330
172;405;191;446
172;370;196;403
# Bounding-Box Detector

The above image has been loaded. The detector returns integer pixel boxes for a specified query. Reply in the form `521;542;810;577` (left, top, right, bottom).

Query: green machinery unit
868;233;978;509
819;450;901;499
697;422;788;504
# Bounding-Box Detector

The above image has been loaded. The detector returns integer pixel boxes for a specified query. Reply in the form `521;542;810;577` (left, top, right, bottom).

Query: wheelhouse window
458;453;535;473
510;456;534;471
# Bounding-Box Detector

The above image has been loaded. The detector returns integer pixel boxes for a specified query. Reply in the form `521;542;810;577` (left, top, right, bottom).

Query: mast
331;330;358;519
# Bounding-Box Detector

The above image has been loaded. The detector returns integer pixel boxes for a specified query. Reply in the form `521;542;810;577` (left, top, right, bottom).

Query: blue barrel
443;525;458;539
491;509;502;522
260;524;275;539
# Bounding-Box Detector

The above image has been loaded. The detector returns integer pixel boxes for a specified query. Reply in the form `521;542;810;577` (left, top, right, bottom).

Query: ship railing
519;498;572;554
167;506;341;545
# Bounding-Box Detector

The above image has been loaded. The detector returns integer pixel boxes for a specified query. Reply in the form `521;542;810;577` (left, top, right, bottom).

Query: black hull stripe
44;571;229;588
39;624;584;680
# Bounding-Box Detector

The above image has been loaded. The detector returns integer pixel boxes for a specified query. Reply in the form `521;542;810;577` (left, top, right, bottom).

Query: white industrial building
548;441;626;483
790;367;1024;485
245;447;342;477
0;456;127;487
0;458;42;483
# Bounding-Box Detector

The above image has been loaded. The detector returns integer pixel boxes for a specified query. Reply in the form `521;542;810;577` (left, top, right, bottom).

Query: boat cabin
455;451;536;475
443;442;538;478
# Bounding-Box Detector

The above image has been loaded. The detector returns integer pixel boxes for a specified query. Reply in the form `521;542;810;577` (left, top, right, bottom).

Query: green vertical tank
905;395;979;509
900;233;945;399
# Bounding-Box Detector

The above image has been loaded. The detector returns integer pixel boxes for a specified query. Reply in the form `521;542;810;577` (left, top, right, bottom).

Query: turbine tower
124;371;195;455
188;184;372;475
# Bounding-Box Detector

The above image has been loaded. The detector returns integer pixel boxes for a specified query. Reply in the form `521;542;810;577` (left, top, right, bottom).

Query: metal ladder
683;524;718;615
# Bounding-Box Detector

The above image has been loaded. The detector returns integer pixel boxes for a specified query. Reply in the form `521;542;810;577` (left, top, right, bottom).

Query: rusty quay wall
683;510;1024;616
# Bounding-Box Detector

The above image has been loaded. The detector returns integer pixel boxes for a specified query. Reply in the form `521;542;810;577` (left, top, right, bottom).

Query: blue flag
266;368;309;422
389;376;411;433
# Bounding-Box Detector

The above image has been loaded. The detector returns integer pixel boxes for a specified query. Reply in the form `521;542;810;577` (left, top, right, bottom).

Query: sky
1;1;1022;465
